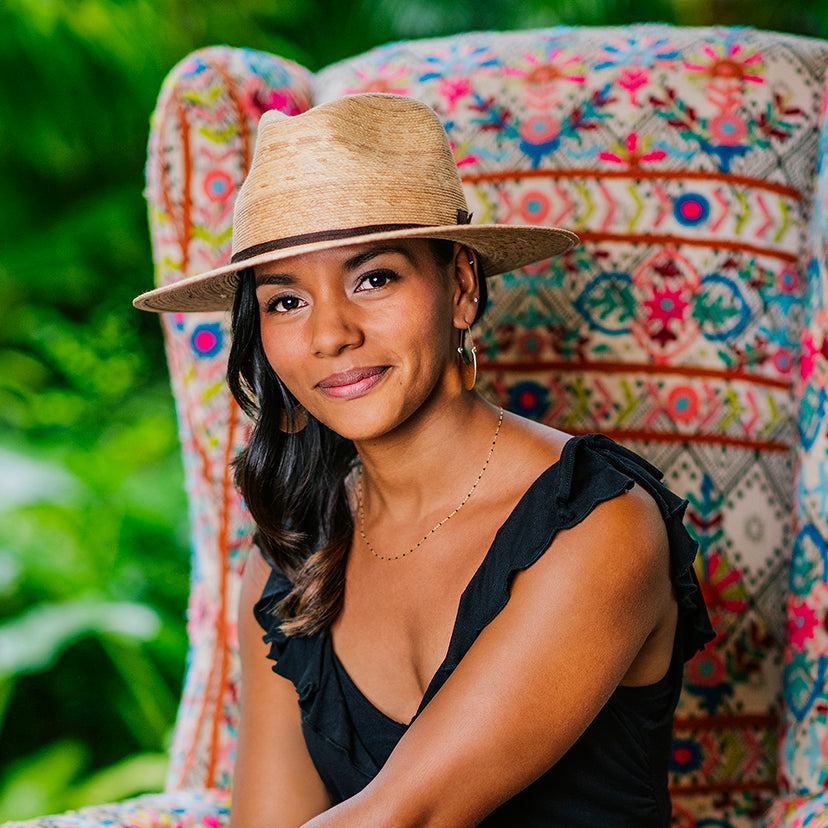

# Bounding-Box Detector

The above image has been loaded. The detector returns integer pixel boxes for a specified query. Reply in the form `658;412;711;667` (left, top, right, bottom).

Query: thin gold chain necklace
356;408;504;562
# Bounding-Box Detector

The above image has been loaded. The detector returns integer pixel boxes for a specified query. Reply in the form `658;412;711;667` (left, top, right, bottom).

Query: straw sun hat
133;93;579;313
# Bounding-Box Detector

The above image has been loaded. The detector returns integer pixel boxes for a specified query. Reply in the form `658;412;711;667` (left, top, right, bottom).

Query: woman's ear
451;243;480;329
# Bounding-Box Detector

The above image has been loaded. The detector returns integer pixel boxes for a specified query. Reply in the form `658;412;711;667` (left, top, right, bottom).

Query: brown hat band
231;223;425;264
230;210;473;264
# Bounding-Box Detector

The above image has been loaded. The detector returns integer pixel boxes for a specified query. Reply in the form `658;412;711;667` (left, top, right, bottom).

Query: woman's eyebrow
344;245;414;271
255;245;414;286
255;272;296;287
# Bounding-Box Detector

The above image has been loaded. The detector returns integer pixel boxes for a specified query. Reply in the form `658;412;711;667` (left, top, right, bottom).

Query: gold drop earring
457;326;477;391
279;403;307;433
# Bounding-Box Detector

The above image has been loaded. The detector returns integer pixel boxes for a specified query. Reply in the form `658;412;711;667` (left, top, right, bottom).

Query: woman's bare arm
302;484;676;827
231;547;332;828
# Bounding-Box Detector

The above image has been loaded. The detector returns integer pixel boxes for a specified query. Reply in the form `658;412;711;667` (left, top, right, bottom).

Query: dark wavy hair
227;240;487;636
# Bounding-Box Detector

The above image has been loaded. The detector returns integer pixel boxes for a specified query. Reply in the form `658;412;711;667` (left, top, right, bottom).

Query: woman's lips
316;366;389;400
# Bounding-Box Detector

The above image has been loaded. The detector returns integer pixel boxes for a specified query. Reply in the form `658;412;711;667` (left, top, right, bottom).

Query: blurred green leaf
0;447;78;510
0;599;161;679
98;637;179;747
0;740;89;820
66;752;170;811
0;742;168;820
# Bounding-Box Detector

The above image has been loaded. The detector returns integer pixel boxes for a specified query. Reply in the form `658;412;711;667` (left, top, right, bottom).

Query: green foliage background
0;0;825;819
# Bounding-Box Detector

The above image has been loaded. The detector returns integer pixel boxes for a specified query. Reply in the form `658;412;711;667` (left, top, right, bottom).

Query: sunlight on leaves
0;599;161;679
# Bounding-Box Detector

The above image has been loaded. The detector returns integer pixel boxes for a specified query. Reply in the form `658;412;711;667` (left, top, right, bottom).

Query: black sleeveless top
254;434;715;826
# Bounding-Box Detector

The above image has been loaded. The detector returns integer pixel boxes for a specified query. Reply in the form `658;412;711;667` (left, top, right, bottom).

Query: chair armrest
759;790;828;827
0;788;230;828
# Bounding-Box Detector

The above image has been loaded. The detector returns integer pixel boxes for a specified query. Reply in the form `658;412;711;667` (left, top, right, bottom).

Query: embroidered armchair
6;24;828;828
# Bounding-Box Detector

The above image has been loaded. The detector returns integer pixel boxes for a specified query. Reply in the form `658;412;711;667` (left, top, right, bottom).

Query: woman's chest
330;518;497;724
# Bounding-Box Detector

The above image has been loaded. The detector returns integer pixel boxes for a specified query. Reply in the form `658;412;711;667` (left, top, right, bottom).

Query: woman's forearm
299;789;398;828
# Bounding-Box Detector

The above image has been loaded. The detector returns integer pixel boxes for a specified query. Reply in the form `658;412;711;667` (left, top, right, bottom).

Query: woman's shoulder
489;412;571;496
498;410;570;461
240;545;296;648
495;415;660;514
240;545;275;618
484;419;683;620
491;422;713;666
505;414;680;502
242;543;274;588
240;545;330;689
242;544;292;603
455;418;671;618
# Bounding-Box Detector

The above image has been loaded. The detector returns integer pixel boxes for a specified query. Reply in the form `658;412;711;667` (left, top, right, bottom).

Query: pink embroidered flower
687;647;727;686
438;76;473;111
344;65;410;95
599;132;667;168
685;43;765;84
777;266;801;293
708;111;748;145
643;285;689;326
772;347;794;375
787;598;819;650
505;48;586;85
666;385;700;423
617;67;650;105
203;170;234;204
801;330;819;382
518;115;560;145
241;79;306;119
519;190;551;223
266;89;305;116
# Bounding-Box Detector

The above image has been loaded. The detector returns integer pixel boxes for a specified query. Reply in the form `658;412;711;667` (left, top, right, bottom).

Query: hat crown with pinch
232;94;470;261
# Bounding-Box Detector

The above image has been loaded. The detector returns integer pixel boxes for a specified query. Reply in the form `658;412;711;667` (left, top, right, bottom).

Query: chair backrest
144;26;828;826
782;74;828;798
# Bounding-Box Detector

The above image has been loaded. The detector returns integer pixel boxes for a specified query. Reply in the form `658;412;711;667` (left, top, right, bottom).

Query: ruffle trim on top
252;564;384;783
253;567;322;705
416;434;715;715
572;436;715;665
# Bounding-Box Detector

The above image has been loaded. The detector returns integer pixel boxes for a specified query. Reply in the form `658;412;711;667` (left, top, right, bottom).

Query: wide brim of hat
133;223;579;313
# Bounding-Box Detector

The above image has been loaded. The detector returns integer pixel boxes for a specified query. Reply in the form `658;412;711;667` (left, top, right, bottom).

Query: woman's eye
264;294;304;314
356;269;396;292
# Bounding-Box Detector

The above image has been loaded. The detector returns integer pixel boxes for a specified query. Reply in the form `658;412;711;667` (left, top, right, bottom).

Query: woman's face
254;239;468;442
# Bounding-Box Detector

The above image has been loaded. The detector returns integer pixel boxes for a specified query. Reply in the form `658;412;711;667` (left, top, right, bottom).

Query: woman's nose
310;297;364;356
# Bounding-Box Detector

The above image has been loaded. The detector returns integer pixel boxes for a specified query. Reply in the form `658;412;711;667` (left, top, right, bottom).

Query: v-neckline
326;444;575;729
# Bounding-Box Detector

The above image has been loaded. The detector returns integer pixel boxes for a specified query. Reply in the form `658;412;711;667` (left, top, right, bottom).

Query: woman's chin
309;400;419;444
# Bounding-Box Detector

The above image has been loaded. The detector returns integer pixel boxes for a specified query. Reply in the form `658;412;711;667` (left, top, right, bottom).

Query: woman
134;94;713;827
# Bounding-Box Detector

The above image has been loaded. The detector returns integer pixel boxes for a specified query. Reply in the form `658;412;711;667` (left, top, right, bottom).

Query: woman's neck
353;394;502;524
